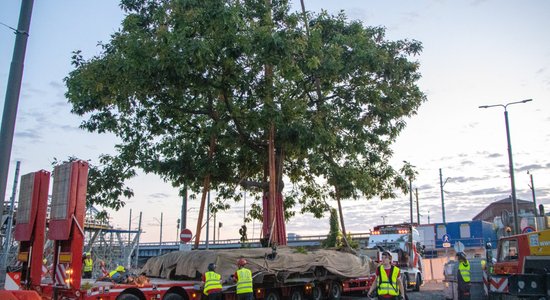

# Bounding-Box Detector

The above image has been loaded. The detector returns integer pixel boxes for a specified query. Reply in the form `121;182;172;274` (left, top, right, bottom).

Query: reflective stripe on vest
377;265;400;296
84;258;93;272
204;271;222;295
236;268;253;294
459;262;471;283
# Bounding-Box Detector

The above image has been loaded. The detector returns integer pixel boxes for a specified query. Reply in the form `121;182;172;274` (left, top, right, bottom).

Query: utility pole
180;185;187;234
409;179;413;225
0;0;35;238
218;222;222;243
135;212;142;268
528;172;537;217
439;168;447;224
206;191;210;249
415;188;420;225
213;212;216;243
428;211;430;224
128;209;132;245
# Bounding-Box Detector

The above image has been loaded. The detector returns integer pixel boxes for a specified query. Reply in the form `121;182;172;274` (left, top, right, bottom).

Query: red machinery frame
48;161;89;294
13;170;50;289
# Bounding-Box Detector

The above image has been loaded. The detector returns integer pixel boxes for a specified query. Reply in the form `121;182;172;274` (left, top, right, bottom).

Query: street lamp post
479;99;533;235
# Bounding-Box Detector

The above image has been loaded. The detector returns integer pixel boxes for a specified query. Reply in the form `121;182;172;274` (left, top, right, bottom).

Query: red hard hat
237;258;247;267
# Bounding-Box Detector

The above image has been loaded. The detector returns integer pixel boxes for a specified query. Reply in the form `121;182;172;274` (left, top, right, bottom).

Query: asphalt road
342;281;446;300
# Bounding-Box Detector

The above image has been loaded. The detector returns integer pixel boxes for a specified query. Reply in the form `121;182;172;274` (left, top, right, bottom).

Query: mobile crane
487;228;550;299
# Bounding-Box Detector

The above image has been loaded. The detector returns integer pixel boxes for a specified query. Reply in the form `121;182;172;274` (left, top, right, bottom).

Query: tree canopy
65;0;425;219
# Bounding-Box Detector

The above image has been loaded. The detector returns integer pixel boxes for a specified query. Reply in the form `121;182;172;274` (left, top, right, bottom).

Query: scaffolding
82;206;142;277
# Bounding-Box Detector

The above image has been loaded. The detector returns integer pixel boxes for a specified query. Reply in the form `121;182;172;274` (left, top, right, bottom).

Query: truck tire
164;293;185;300
117;293;140;300
265;290;280;300
413;274;421;292
328;282;342;300
311;285;323;300
402;273;410;291
290;289;304;300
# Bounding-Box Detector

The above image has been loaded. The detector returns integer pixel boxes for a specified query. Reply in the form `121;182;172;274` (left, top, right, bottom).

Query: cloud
449;175;489;183
460;160;475;166
516;164;547;173
149;192;170;199
417;183;433;190
467;187;509;196
15;129;42;140
470;0;490;6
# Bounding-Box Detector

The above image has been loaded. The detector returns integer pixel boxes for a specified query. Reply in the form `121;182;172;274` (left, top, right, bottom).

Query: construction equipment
3;161;201;299
487;228;550;298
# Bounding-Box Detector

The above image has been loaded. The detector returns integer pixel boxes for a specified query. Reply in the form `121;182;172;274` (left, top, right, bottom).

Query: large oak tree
65;0;425;236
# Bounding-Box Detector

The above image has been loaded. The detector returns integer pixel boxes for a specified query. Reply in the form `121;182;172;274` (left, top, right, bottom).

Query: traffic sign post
442;234;451;248
180;228;192;243
442;233;451;262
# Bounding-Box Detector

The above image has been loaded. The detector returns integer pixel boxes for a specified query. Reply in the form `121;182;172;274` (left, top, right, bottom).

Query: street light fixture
479;99;532;235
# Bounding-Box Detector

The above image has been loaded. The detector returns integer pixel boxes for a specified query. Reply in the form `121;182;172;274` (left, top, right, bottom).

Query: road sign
442;234;451;248
180;228;193;243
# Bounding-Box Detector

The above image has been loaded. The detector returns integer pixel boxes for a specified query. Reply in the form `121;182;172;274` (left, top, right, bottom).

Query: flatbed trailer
39;279;201;300
2;161;374;300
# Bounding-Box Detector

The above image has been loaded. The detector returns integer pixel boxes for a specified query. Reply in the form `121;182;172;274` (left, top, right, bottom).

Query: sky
1;0;549;243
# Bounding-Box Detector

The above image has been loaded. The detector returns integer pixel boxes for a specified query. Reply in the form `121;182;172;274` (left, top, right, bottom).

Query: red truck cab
493;233;531;275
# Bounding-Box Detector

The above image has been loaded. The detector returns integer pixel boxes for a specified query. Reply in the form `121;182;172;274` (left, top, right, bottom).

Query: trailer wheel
164;292;185;300
117;293;140;300
328;282;342;300
310;285;323;300
290;289;303;300
265;290;280;300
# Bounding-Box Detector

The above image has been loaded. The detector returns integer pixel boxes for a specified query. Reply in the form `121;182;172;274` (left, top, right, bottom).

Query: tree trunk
335;186;349;248
194;134;216;249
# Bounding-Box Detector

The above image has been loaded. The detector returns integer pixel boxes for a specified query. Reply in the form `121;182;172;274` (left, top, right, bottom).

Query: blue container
433;220;497;250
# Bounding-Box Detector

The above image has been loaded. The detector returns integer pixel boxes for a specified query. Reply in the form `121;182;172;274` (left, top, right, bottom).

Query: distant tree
322;208;341;248
64;1;425;220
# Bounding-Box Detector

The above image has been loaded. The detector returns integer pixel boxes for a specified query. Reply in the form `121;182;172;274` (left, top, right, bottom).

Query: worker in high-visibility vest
109;265;128;284
367;251;405;300
456;252;471;300
233;258;253;300
202;263;223;300
82;252;93;279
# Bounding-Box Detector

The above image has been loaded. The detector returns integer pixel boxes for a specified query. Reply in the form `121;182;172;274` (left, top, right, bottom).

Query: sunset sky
1;0;549;242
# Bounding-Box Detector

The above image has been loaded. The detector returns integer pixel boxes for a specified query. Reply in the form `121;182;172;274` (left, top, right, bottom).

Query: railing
138;232;372;248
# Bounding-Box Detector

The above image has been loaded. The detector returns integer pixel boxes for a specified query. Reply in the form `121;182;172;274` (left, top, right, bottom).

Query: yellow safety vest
459;262;471;283
377;265;400;296
236;268;253;294
84;258;93;272
204;271;222;295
